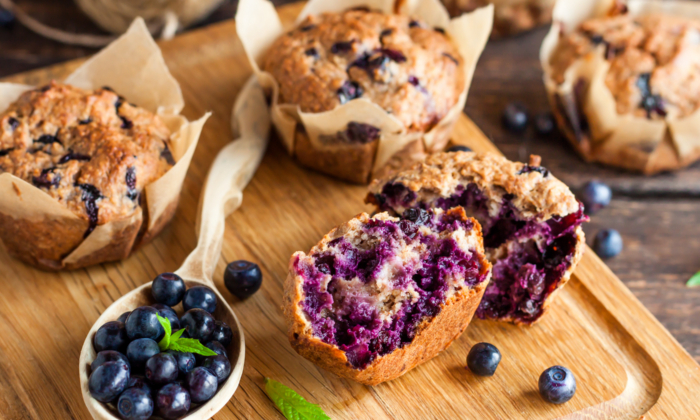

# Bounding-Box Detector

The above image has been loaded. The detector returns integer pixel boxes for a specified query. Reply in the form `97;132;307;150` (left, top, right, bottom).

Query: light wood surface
1;3;700;419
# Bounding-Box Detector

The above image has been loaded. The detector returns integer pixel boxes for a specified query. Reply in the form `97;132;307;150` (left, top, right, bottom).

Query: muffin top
549;10;700;120
262;7;465;133
0;81;174;235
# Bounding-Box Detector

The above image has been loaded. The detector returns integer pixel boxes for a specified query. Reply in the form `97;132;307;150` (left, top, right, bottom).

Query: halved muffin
367;152;587;325
284;207;491;385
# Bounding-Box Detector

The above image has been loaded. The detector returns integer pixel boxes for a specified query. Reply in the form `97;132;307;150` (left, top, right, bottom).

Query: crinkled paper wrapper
236;0;493;183
540;0;700;174
0;18;210;271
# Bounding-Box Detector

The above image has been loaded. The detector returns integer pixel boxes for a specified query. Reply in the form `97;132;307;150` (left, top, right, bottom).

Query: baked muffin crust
0;81;174;238
263;8;465;133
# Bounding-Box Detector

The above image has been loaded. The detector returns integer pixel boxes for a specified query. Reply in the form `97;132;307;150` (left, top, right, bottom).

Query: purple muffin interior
293;210;488;369
372;182;587;324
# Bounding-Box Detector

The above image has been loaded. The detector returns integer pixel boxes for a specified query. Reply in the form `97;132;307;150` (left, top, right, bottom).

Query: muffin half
284;208;491;385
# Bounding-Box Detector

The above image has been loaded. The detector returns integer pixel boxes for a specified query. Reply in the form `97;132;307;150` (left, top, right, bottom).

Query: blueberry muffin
262;7;465;184
544;4;700;173
443;0;554;37
0;81;175;270
367;152;587;325
284;207;491;385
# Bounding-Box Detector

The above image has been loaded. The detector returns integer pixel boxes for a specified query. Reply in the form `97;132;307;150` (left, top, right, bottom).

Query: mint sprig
687;272;700;287
157;314;217;356
264;378;330;420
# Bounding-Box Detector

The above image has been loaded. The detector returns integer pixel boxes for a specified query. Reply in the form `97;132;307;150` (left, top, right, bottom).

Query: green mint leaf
264;378;330;420
156;314;172;351
170;328;186;342
168;338;217;356
687;272;700;287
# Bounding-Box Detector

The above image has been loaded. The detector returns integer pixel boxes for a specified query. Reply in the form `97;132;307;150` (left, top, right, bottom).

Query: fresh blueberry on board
152;304;180;330
534;112;555;136
466;342;501;376
202;355;231;384
593;229;623;258
126;338;160;370
185;367;219;403
502;102;528;132
446;145;472;153
91;350;130;372
180;308;216;342
145;353;179;385
167;350;196;377
209;320;233;348
183;286;217;313
117;387;154;420
118;311;131;324
88;361;130;403
579;181;612;214
224;260;263;299
539;365;577;404
93;321;128;353
125;306;164;341
126;375;152;396
156;383;191;419
151;273;186;306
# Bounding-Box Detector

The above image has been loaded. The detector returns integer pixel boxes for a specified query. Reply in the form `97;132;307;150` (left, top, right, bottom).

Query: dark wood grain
1;0;699;368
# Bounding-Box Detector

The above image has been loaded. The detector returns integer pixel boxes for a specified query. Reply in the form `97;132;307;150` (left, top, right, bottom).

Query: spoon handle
175;77;270;285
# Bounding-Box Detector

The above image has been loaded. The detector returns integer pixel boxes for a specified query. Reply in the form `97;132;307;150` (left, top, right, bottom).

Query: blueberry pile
88;273;233;420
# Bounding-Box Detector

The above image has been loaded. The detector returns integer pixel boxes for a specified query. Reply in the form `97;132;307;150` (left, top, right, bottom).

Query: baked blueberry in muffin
0;81;174;268
284;207;491;385
367;152;587;325
543;2;700;173
262;7;465;183
442;0;554;37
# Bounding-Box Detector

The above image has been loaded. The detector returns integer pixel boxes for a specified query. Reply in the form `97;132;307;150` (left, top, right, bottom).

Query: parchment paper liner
236;0;493;183
540;0;700;174
0;18;210;270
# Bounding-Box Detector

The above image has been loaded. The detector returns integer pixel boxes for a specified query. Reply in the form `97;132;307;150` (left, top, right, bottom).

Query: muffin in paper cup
442;0;555;37
236;0;493;184
541;0;700;174
0;19;210;270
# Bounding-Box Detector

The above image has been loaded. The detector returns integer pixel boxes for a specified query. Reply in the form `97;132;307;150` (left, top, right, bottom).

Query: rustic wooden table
1;0;698;372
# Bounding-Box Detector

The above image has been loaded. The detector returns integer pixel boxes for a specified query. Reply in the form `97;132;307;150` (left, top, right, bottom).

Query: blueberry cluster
88;273;233;420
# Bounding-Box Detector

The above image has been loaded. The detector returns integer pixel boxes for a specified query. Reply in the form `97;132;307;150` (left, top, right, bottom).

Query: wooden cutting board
1;3;699;419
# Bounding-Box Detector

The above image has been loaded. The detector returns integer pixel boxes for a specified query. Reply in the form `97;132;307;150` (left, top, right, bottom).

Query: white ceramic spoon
78;76;270;420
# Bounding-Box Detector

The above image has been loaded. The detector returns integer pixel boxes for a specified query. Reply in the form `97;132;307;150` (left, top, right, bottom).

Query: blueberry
126;338;160;370
167;350;196;377
156;383;191;419
202;355;231;384
466;342;501;376
534;112;555;136
539;365;577;404
125;306;164;341
91;350;130;373
145;353;178;385
593;229;623;258
117;387;153;420
126;375;152;396
93;321;128;353
224;260;263;299
185;367;218;403
579;181;611;214
182;286;217;313
117;311;131;324
151;273;186;306
0;8;15;28
209;320;233;347
446;145;471;153
88;360;130;403
180;309;215;342
337;80;363;104
196;340;227;364
502;102;528;132
152;303;180;330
